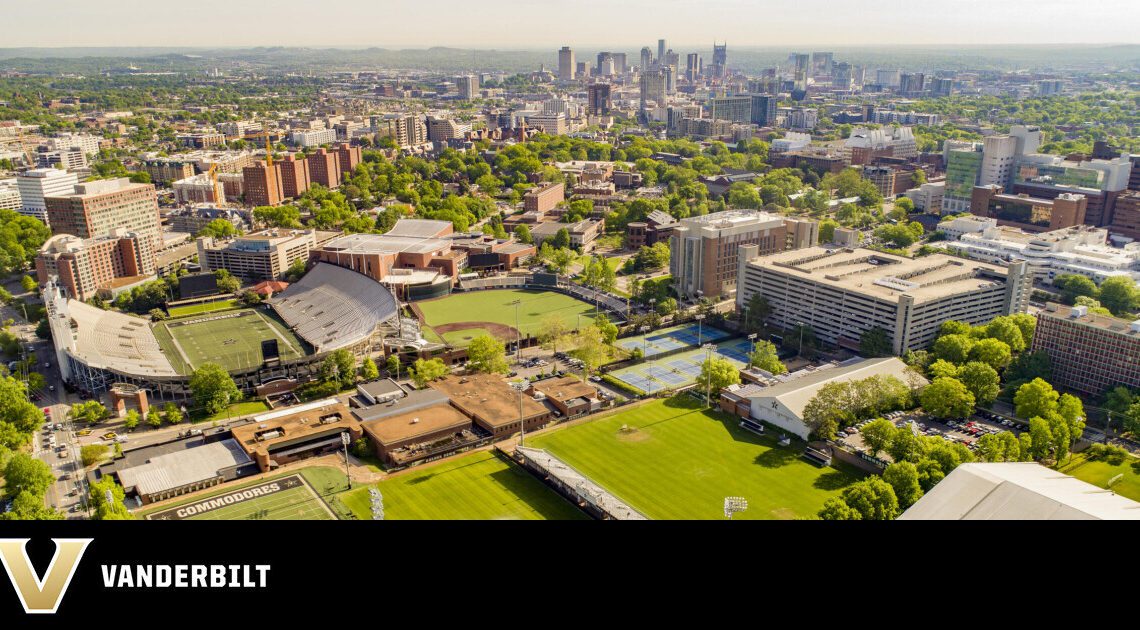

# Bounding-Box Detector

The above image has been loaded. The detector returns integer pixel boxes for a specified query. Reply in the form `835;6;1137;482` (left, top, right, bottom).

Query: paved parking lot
837;409;1026;459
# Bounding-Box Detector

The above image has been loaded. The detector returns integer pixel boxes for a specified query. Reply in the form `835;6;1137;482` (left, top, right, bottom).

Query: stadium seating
270;263;399;353
65;300;179;377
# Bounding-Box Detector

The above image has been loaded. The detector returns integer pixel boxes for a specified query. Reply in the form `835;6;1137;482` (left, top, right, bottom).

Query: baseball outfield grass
526;397;865;520
336;450;586;520
417;288;600;340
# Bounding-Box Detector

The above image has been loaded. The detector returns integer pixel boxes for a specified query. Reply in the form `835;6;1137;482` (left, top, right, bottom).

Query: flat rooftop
384;218;453;239
529;376;598;404
1039;302;1140;335
230;398;360;458
429;374;548;427
321;232;451;255
747;246;1013;304
360;402;471;446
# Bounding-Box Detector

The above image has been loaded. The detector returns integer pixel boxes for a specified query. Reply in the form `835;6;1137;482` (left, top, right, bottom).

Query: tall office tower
686;53;702;81
710;96;752;123
596;52;614;75
576;61;590;79
242;160;285;207
664;49;680;71
942;142;984;214
712;42;727;77
600;57;616;76
662;66;677;94
639;70;667;110
1009;124;1042;156
456;75;479;100
558;46;575;80
611;53;627;74
852;65;866;87
831;62;852;90
749;94;777;126
640;47;652;70
587;83;612;115
899;72;925;96
789;53;810;75
1037;79;1063;96
658;39;667;64
44;178;161;267
931;77;953;97
980;135;1018;189
16;168;79;225
876;69;901;88
812;52;833;75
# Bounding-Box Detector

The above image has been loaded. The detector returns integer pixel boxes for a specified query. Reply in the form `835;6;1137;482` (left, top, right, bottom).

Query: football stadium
44;262;400;400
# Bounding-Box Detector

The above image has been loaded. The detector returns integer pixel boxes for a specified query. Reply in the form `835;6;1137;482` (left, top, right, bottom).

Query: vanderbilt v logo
0;538;92;614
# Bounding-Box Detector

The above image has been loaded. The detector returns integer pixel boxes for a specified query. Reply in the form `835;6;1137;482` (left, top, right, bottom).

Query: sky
4;0;1138;48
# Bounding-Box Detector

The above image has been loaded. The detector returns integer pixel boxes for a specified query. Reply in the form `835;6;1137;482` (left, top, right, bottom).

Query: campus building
313;218;460;298
523;183;565;213
16;167;79;224
230;398;364;472
1030;303;1140;396
970;185;1087;233
44;177;161;267
35;231;155;301
735;245;1031;354
197;228;339;280
670;209;789;301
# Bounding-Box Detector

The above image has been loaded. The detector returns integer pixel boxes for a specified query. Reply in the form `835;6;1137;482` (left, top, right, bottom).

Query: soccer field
1059;452;1140;503
416;289;600;346
526;397;865;520
143;471;336;521
155;308;307;372
336;450;586;520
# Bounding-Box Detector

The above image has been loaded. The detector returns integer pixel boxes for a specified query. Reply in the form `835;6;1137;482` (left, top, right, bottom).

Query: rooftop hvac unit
1131;320;1140;333
1071;305;1088;318
411;417;420;424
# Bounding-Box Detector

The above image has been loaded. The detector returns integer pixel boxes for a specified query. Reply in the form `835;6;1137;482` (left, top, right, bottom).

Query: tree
919;377;975;419
350;438;371;459
1014;378;1059;420
2;490;63;521
697;356;741;398
0;209;51;275
69;400;108;425
285;257;308;282
537;315;569;367
883;461;924;509
1027;416;1053;461
985;317;1026;353
196;219;239;239
958;362;1001;406
80;443;110;467
513;224;533;244
655;297;678;316
927;359;959;380
410;358;449;388
567;326;610;379
146;407;162;428
749;340;787;375
859;327;892;357
214;269;240;293
1006;313;1037;349
1057;393;1085;443
189;362;241;416
818;496;863;520
967;338;1012;370
26;372;46;393
1004;351;1052;386
386;354;401;378
123;409;140;430
1055;274;1099;304
550;228;571;250
88;477;131;520
20;275;37;293
743;293;771;333
820;477;899;521
320;349;357;389
360;356;379;382
1097;276;1140;316
580;256;616;293
4;453;54;496
593;313;619;345
466;335;509;374
860;418;895;458
253;205;302;228
931;334;974;364
163;402;183;425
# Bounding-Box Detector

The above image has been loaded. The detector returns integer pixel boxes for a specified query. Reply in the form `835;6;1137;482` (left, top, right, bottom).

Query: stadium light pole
724;496;748;520
508;299;522;366
747;333;758;369
369;487;384;521
797;321;805;358
511;378;530;446
702;343;716;409
340;431;351;490
694;314;705;346
639;325;652;395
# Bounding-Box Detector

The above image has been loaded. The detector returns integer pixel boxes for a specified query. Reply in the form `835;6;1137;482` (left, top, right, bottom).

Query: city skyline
3;0;1139;48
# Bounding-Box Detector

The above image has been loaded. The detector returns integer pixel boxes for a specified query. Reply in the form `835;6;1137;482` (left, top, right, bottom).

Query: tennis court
617;322;731;358
609;336;749;394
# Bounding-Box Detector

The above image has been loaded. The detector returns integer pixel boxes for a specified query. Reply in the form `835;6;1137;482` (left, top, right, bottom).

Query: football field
155;308;307;372
144;472;335;521
526;397;865;520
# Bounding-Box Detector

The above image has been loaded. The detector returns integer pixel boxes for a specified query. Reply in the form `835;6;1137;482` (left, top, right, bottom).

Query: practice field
336;450;586;520
609;337;752;394
153;308;308;373
143;471;335;521
1058;452;1140;503
526;397;865;519
167;299;239;318
415;289;600;347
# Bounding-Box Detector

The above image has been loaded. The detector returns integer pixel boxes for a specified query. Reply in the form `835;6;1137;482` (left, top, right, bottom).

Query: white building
51;133;102;157
980;135;1018;189
0;178;21;211
904;181;945;214
770;132;811;155
842;126;917;162
742;357;925;440
289;128;338;148
16;167;78;224
936;219;1140;285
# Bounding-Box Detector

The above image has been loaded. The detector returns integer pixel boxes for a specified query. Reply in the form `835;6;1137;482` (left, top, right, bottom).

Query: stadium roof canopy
900;462;1140;520
64;300;178;377
270;262;399;353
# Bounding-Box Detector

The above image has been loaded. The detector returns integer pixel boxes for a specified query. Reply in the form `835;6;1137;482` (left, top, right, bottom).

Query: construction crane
244;126;277;166
207;163;225;205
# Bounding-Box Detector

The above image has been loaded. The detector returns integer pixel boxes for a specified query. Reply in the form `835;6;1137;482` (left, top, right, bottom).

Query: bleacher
66;300;179;377
740;419;765;435
802;446;833;467
270;263;399;353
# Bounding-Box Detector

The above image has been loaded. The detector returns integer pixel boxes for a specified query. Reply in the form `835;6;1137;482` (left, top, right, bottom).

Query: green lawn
527;397;865;520
141;467;341;521
417;289;600;337
439;327;495;346
157;308;307;373
167;299;240;318
1059;452;1140;503
196;400;271;423
335;450;585;520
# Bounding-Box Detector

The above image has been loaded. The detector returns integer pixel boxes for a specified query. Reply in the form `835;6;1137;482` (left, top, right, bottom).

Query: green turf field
336;450;586;520
417;289;600;343
154;308;307;373
142;468;339;521
526;397;865;520
167;299;239;318
1059;452;1140;503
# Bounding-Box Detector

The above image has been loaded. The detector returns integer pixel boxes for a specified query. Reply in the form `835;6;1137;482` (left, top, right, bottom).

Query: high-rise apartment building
670;209;790;300
456;75;479;100
1032;304;1140;396
812;52;834;75
17;168;79;225
306;147;342;189
899;72;926;96
35;231;153;301
242;160;284;207
686;53;702;81
335;143;361;176
639;70;667;110
276;154;310;200
44;178;161;268
558;46;575;81
709;96;751;124
749;94;777;126
980;135;1018;189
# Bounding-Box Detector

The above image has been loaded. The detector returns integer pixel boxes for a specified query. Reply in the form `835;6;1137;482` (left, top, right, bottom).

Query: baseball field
415;288;600;347
336;450;586;520
526;397;866;520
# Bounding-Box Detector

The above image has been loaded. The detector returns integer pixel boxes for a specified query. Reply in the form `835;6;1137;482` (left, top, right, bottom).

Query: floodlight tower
747;333;758;368
702;343;716;408
694;314;705;346
369;487;385;520
510;378;531;445
340;432;351;490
